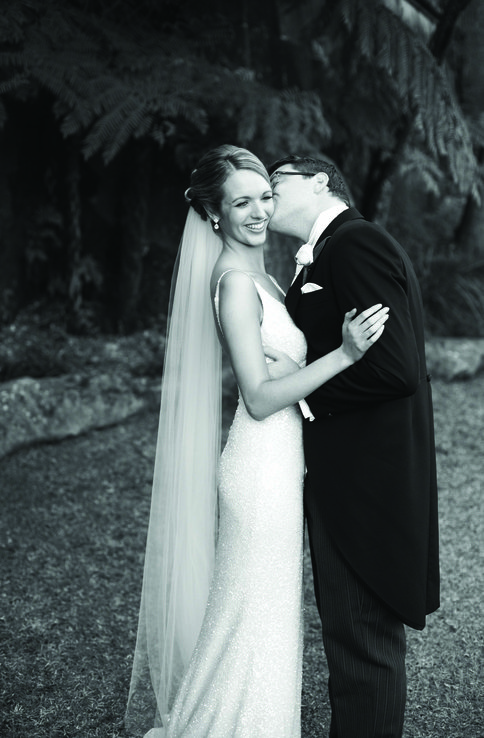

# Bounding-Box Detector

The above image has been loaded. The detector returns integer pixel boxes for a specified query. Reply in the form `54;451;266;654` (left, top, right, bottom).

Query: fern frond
315;0;476;193
150;127;166;147
99;102;150;163
238;85;331;158
399;147;443;195
82;95;146;159
338;0;359;33
156;96;209;134
468;114;484;148
0;73;30;95
357;5;375;61
58;106;88;137
29;63;84;110
392;18;410;93
0;0;37;45
0;50;28;69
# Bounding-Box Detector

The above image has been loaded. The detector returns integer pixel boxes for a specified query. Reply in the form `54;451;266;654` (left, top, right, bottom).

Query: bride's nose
250;201;266;219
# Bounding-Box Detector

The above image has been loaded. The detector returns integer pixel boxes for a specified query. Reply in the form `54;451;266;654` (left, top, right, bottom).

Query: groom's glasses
270;171;315;186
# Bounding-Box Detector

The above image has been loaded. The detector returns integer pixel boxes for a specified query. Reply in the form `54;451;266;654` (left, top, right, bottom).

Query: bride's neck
221;241;266;274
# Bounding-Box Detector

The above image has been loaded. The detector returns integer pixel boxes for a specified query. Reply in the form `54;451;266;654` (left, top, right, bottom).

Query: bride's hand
341;304;389;363
263;345;300;379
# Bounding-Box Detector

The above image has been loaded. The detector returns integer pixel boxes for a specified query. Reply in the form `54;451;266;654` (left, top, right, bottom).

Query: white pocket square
301;282;323;294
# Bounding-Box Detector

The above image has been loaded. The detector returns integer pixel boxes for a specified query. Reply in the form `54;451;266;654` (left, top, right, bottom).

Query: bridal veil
125;208;223;733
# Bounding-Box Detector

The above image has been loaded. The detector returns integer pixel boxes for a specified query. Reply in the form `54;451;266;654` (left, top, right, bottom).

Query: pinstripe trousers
306;505;407;738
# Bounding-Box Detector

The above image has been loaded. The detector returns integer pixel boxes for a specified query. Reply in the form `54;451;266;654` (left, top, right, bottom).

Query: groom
268;155;440;737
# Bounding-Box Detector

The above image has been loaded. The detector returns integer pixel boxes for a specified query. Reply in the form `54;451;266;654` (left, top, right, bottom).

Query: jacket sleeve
305;224;421;417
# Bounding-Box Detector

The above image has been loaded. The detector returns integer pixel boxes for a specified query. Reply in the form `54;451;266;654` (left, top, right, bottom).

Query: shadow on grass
0;378;483;737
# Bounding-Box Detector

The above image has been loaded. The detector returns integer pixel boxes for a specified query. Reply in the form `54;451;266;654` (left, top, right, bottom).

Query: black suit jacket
286;208;440;629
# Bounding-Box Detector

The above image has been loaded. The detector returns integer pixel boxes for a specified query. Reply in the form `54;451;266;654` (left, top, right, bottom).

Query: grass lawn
0;376;483;737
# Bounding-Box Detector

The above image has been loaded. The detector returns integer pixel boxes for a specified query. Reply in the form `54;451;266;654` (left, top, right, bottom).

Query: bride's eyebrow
231;190;272;203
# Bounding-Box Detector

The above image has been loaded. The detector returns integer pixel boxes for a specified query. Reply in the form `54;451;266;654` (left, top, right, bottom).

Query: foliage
398;147;444;196
391;197;484;337
309;0;476;195
1;0;471;180
0;302;166;382
0;1;331;165
0;0;334;331
417;248;484;337
0;0;481;334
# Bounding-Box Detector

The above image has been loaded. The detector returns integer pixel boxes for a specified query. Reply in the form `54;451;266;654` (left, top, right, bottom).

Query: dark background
0;0;483;338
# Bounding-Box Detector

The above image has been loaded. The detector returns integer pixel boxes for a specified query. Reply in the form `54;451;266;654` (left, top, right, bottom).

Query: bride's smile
215;168;274;248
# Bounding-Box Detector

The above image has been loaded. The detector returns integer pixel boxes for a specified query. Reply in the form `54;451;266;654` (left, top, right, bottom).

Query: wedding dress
146;272;306;738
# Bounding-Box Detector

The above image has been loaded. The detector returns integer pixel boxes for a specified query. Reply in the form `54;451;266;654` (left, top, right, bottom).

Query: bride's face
217;169;274;248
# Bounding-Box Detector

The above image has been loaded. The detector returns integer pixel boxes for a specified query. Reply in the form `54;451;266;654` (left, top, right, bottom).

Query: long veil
125;208;223;734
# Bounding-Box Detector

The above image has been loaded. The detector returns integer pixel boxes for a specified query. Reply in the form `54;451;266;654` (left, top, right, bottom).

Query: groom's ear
314;172;329;193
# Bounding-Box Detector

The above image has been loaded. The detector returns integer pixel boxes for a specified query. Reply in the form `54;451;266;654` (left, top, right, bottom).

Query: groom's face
268;167;315;237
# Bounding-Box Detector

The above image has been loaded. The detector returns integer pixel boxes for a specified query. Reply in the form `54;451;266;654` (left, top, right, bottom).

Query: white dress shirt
293;203;349;281
295;203;349;420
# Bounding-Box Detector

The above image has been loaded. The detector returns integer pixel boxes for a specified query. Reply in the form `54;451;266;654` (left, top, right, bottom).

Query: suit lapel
314;207;364;242
301;236;330;286
285;208;365;319
285;267;305;317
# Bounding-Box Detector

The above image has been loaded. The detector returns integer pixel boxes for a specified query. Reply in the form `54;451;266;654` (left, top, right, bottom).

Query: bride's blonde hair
185;145;270;221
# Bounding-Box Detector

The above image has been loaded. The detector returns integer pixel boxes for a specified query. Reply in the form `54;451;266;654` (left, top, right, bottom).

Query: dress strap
213;270;264;336
267;274;286;298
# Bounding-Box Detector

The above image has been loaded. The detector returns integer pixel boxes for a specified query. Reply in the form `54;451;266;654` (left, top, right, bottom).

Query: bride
124;145;388;737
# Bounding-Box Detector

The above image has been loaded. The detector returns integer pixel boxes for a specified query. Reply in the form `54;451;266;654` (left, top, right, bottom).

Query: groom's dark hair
268;154;351;206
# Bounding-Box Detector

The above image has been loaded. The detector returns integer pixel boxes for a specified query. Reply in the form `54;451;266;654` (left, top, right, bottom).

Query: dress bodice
213;270;307;369
157;270;307;738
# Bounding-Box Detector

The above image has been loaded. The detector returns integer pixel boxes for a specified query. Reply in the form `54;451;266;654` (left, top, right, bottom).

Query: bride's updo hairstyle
184;144;270;223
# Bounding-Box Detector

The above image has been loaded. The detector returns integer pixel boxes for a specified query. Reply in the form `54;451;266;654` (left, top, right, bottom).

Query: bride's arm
218;271;387;421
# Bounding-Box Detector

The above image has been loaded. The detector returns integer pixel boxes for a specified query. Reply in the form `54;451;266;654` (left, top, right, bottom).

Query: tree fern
314;0;476;192
0;74;30;97
398;147;443;195
0;0;337;166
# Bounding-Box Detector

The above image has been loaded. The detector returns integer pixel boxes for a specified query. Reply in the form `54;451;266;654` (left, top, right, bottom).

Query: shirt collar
306;202;349;247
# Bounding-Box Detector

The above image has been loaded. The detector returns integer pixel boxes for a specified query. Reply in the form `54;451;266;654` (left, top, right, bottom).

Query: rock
425;338;484;381
0;373;160;459
1;337;483;460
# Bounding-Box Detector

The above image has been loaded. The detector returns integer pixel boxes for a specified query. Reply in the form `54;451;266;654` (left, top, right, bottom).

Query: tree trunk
241;0;252;70
276;0;318;90
429;0;472;64
0;143;23;323
66;142;83;315
0;104;27;323
117;142;151;332
265;0;285;88
368;0;472;221
453;148;484;258
361;117;414;224
452;2;484;257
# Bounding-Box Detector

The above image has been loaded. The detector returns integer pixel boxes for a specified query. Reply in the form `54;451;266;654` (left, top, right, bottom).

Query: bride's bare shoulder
210;267;255;299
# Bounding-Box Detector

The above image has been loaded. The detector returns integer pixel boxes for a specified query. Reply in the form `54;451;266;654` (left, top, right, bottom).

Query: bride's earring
212;219;220;232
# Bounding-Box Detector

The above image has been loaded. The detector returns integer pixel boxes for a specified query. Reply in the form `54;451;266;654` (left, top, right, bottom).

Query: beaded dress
146;271;306;738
